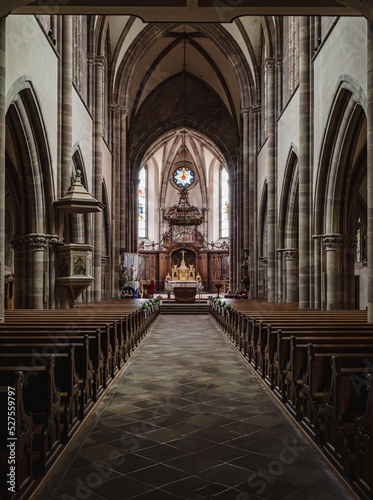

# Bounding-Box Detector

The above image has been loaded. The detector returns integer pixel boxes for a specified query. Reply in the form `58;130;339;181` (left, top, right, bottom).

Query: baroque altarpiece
138;168;229;292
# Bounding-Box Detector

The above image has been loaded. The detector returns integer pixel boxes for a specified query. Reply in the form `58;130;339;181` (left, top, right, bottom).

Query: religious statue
130;265;135;281
120;264;128;282
241;251;250;294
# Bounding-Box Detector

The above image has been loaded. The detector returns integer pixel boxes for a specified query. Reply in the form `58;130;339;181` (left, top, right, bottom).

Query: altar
168;282;198;303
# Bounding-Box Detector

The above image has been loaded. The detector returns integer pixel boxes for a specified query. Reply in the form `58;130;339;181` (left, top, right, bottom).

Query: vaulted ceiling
2;0;370;18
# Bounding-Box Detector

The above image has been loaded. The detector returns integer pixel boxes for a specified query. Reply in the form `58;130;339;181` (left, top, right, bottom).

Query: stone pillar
345;234;357;309
241;108;250;250
323;234;344;310
312;234;323;309
120;106;128;253
48;236;59;309
61;15;73;197
87;53;95;115
250;105;260;298
26;234;47;309
93;55;105;302
11;236;25;310
284;248;299;303
266;57;276;302
0;16;5;321
228;177;236;292
299;16;311;309
131;177;140;253
368;21;373;321
275;56;283;119
111;103;120;297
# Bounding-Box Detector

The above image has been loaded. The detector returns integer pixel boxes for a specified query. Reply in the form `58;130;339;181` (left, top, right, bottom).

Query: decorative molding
95;55;106;67
24;233;48;251
11;235;25;251
323;234;344;250
120;106;129;117
265;57;276;70
241;107;250;118
284;248;298;261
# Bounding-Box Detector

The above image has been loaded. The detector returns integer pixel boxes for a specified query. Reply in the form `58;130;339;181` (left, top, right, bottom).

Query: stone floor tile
33;315;355;500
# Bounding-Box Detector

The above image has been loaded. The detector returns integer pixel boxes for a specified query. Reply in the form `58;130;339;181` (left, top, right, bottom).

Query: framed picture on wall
172;225;195;243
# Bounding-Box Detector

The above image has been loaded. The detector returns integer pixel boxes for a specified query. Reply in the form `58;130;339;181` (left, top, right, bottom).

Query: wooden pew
0;357;61;474
0;344;80;442
0;372;34;500
353;373;373;500
323;355;373;477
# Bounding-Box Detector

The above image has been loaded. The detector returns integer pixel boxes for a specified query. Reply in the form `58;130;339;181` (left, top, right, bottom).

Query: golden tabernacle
171;250;196;281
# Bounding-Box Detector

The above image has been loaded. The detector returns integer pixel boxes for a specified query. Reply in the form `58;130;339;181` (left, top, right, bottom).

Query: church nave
35;315;354;500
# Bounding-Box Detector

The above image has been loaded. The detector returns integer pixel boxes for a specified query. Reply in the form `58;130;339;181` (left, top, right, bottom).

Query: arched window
289;16;298;94
220;167;229;238
138;167;147;238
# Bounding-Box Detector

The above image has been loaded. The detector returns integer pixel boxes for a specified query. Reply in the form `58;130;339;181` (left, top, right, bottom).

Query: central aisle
37;315;353;500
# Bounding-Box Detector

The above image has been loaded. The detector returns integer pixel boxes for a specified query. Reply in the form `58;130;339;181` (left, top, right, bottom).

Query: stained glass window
220;167;229;238
138;167;147;238
174;167;194;187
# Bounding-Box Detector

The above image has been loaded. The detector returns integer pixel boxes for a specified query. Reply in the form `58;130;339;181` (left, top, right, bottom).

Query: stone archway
6;79;56;309
314;76;367;309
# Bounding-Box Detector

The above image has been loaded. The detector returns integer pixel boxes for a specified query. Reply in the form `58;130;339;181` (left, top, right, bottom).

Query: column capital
24;233;48;251
284;248;298;261
275;55;283;68
11;235;25;251
265;57;276;71
95;55;106;67
87;52;95;65
109;102;120;114
241;107;250;118
323;234;344;250
250;103;261;115
120;106;129;117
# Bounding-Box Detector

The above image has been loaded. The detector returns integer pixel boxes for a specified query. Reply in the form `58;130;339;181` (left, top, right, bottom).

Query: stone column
275;56;283;118
284;249;299;303
312;234;323;309
345;234;357;309
266;57;276;302
299;16;311;309
11;236;25;310
87;53;95;115
93;55;105;302
131;177;140;253
111;103;120;297
0;17;5;321
323;234;344;310
48;235;59;309
241;108;250;250
299;16;310;309
61;15;73;197
250;105;260;298
368;21;373;321
228;177;236;292
120;106;128;253
26;234;47;309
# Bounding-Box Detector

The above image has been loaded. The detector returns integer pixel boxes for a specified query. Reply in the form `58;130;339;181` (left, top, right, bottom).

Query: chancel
1;4;373;500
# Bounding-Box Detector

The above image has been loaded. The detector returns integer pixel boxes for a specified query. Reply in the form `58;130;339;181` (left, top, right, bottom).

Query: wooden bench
323;355;373;477
0;357;61;474
353;372;373;500
0;372;34;500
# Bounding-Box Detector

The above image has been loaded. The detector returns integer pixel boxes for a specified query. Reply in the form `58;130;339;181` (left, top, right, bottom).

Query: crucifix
181;249;186;264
